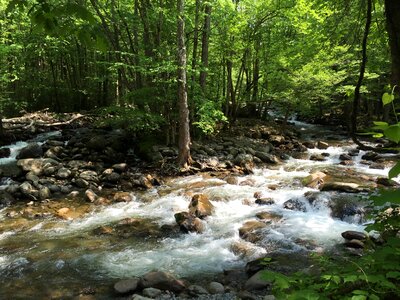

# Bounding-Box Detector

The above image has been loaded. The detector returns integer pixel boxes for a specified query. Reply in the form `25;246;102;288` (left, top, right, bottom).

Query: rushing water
0;124;397;298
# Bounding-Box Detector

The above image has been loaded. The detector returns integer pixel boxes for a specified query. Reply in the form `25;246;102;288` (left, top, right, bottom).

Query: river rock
39;186;51;200
239;221;267;242
114;278;140;294
75;178;89;188
131;295;152;300
56;207;72;220
344;239;365;249
26;171;40;182
174;212;205;233
142;288;162;298
302;141;315;149
269;135;285;145
208;282;224;294
301;171;326;188
79;170;98;182
188;285;209;296
104;172;120;183
309;154;325;161
317;141;329;149
225;176;239;185
321;182;360;193
17;158;59;175
230;241;260;258
140;271;186;292
16;143;43;159
85;189;98;203
0;147;10;158
329;197;366;223
44;147;62;160
86;136;108;151
283;199;306;212
234;153;254;169
256;212;282;222
376;177;399;187
113;192;134;202
112;163;128;173
254;151;279;164
1;161;22;177
244;270;272;291
361;151;378;161
56;167;72;179
255;198;275;205
341;230;367;241
339;154;351;161
189;194;214;218
0;191;15;207
20;181;39;199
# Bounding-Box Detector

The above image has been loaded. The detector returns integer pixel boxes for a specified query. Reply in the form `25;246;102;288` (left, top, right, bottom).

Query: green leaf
373;121;389;127
372;121;389;131
344;275;358;283
352;290;368;295
371;189;400;206
351;296;367;300
389;161;400;179
384;124;400;143
386;271;400;279
382;92;395;106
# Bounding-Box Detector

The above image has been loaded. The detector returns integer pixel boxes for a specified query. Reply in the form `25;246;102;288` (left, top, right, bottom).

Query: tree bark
199;2;211;91
385;0;400;90
177;0;192;168
351;0;372;147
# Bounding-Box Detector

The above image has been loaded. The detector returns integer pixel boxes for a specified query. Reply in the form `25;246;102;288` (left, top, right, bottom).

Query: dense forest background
0;0;398;142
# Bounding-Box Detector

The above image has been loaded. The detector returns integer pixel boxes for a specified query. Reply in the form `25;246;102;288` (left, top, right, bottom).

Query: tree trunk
226;59;234;119
177;0;192;168
190;0;201;120
385;0;400;91
199;2;211;91
351;0;372;142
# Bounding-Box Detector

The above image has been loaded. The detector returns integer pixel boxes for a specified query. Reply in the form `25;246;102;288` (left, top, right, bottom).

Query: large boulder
174;212;205;233
188;194;214;219
140;271;186;293
16;143;43;159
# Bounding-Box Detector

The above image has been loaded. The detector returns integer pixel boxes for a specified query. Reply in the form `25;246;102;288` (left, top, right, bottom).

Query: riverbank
0;114;398;299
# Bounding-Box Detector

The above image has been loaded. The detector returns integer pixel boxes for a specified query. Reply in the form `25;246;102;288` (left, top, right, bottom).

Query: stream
0;121;398;299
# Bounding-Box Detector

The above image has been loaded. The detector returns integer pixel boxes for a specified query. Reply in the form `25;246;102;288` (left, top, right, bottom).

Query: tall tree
351;0;372;141
177;0;192;168
385;0;400;90
199;1;211;91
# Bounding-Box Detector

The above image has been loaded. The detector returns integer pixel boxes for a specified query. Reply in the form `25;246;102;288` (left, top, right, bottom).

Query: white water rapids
0;124;398;298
